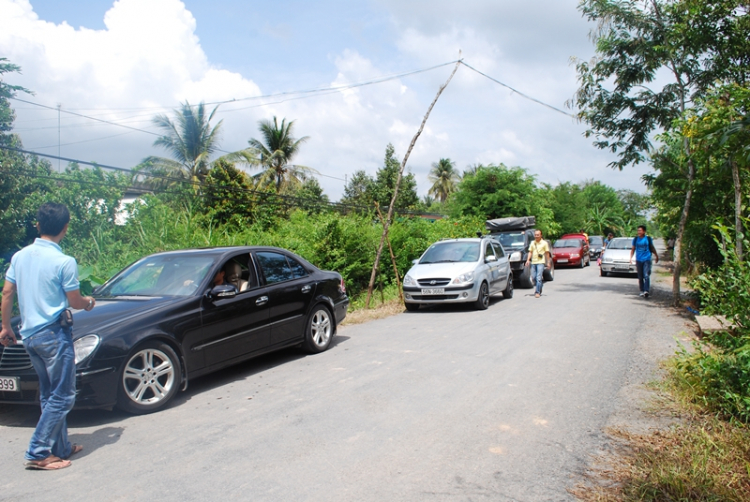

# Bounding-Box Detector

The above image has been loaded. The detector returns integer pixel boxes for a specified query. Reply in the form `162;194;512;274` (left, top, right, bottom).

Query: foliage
143;101;226;185
428;158;460;203
449;164;559;236
340;169;375;209
247;116;313;192
672;223;750;421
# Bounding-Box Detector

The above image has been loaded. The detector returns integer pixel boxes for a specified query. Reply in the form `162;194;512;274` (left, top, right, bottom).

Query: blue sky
2;0;652;199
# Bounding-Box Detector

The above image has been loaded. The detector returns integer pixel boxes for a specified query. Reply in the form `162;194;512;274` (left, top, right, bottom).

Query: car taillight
339;278;346;293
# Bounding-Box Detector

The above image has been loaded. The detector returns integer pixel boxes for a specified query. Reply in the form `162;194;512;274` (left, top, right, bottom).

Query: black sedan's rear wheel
304;305;334;354
474;282;490;310
117;341;180;415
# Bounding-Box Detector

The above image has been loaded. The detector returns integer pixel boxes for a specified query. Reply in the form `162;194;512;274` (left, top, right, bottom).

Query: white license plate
615;264;630;269
0;376;20;392
421;288;445;295
557;259;568;263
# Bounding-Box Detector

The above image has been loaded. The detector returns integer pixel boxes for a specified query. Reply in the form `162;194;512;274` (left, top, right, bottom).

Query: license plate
0;376;20;392
615;265;630;270
421;288;445;295
557;259;568;263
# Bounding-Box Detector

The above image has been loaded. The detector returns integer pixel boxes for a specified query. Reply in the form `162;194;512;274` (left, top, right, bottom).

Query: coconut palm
142;102;227;185
247;117;315;192
428;158;460;203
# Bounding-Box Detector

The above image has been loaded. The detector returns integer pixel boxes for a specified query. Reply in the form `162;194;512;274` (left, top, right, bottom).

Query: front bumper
601;262;637;274
402;283;479;305
554;257;583;266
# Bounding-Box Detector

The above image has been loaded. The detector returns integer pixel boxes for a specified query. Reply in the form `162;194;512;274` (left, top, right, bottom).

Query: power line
459;61;577;119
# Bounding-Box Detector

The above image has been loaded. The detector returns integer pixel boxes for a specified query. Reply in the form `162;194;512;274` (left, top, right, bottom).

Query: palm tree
247;117;315;192
143;102;225;184
428;158;460;202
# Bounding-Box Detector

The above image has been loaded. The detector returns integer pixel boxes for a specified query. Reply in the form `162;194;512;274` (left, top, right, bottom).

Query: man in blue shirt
0;203;96;470
630;225;659;298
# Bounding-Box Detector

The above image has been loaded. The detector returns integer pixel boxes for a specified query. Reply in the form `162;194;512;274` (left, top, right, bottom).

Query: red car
552;238;591;268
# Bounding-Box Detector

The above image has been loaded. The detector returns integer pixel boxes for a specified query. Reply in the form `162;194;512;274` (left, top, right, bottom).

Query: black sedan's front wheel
117;341;180;414
304;305;334;354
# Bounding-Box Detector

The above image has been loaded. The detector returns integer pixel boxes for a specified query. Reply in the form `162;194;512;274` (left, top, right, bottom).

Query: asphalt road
0;257;686;501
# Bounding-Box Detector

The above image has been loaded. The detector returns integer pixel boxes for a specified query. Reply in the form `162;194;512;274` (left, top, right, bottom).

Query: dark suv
486;216;554;288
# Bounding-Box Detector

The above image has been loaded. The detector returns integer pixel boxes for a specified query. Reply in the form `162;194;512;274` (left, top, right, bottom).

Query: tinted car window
288;257;308;278
492;242;505;258
257;252;294;284
589;236;604;247
485;242;495;258
554;239;584;248
496;232;525;249
97;256;214;297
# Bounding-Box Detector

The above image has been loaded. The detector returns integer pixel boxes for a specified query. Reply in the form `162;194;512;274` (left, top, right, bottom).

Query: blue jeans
23;326;76;461
636;260;652;293
531;263;545;295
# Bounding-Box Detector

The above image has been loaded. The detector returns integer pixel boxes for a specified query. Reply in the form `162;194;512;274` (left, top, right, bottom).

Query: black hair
37;203;70;237
637;224;647;232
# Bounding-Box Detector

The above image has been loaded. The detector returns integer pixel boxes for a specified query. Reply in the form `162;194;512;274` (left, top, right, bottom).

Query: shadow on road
67;426;124;458
0;335;352;427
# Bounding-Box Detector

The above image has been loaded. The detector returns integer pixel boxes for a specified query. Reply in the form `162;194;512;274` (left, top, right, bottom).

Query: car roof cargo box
485;216;536;232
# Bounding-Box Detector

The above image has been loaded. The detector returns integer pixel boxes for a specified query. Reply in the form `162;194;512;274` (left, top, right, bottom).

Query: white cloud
1;0;650;203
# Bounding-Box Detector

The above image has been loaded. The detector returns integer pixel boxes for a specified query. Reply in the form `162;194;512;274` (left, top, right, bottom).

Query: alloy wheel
122;348;176;405
310;309;332;347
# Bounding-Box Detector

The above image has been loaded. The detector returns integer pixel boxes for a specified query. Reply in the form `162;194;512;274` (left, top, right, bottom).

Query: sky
0;0;653;201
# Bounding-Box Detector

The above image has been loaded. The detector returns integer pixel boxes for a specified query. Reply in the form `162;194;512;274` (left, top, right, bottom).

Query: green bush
674;222;750;421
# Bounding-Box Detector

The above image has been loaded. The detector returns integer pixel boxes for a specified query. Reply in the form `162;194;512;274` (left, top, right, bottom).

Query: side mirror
412;259;419;265
208;284;237;300
485;255;497;262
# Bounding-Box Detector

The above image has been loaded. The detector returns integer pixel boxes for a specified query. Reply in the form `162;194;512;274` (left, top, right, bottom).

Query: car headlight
403;274;416;286
452;272;475;284
74;335;100;365
603;257;614;263
509;251;522;262
571;253;580;259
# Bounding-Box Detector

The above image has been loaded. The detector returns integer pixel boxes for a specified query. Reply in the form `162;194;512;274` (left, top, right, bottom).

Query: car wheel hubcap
311;310;331;347
123;348;175;405
481;285;489;307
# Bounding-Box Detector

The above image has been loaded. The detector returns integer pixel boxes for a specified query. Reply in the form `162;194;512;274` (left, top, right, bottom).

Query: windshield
495;232;525;248
554;239;583;248
606;238;632;250
419;242;480;264
96;255;215;297
589;236;604;247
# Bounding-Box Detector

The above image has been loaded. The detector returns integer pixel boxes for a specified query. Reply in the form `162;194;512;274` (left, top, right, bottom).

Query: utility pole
57;103;61;172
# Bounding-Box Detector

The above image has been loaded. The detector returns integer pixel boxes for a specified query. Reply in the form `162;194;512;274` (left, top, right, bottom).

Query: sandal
67;444;83;458
24;455;72;471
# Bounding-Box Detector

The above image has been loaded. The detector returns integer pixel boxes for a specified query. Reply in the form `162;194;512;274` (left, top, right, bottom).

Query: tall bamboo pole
365;54;462;308
375;202;404;303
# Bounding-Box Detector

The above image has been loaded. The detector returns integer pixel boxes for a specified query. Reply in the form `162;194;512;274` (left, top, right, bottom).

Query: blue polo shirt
5;239;80;338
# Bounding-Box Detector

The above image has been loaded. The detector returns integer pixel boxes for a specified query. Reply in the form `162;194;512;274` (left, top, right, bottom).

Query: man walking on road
0;203;96;471
525;230;551;299
630;225;659;298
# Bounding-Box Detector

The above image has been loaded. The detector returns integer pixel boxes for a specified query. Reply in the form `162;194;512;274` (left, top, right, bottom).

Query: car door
256;251;316;347
492;242;510;288
197;254;271;369
483;241;502;292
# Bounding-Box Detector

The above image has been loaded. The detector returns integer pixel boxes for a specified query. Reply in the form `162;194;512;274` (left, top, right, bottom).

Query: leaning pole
365;54;462;309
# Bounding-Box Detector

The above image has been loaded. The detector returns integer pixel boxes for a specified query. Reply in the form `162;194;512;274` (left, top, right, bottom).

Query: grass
575;364;750;502
341;284;405;326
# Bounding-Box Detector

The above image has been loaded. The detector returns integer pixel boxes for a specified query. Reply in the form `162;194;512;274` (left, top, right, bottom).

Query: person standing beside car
0;203;95;471
525;230;551;298
630;225;659;298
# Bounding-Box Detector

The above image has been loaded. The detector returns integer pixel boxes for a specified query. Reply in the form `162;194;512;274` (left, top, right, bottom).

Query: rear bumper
333;296;349;328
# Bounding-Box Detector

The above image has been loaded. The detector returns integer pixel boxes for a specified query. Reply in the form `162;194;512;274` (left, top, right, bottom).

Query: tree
371;144;419;210
340;170;375;209
428;158;460;202
294;178;330;214
202;160;255;226
247;116;314;192
572;0;750;304
449;164;558;235
144;102;226;185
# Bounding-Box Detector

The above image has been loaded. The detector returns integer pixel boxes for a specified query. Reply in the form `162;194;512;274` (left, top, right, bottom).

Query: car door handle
301;285;312;293
256;296;269;306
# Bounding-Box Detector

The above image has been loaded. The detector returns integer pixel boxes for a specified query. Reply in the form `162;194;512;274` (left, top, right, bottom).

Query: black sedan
0;246;348;414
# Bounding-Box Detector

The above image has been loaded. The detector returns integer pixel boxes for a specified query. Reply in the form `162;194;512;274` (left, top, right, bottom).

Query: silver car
600;237;636;276
402;237;513;311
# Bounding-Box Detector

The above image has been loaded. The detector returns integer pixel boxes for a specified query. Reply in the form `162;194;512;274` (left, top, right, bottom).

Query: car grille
417;278;451;287
0;345;33;371
410;295;460;301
